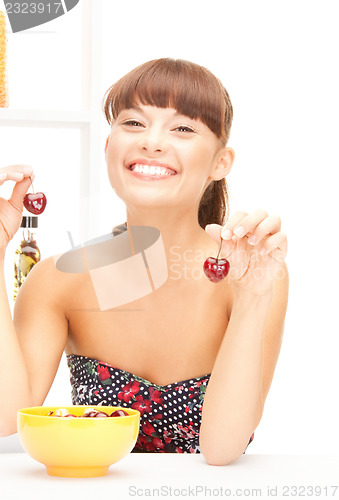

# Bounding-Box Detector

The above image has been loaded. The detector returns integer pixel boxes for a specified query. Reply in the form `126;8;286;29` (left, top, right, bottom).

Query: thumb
9;176;33;210
204;224;222;242
205;223;235;259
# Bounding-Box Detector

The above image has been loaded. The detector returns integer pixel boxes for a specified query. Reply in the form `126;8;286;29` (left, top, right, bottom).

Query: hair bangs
103;59;233;143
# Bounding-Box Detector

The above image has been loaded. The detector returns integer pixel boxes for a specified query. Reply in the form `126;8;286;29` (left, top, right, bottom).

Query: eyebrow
121;106;195;120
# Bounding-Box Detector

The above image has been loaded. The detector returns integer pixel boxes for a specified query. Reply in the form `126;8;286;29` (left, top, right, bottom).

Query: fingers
10;175;35;211
0;165;34;186
204;223;222;240
217;209;286;261
0;166;35;215
221;209;281;243
204;223;236;259
247;214;281;246
261;232;288;261
220;211;248;240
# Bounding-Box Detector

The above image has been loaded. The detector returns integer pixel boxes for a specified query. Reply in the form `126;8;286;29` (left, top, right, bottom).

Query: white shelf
0;0;103;242
0;0;104;241
0;108;91;128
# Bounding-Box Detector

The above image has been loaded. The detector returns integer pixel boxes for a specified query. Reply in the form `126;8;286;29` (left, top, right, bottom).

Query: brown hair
103;58;233;228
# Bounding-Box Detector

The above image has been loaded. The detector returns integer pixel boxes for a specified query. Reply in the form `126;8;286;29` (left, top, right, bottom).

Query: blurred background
0;0;338;455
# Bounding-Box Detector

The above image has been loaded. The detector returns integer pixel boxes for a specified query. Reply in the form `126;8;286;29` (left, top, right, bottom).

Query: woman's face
105;104;231;212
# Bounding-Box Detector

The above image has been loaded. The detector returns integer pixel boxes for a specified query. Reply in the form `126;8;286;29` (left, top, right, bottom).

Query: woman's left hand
205;209;288;295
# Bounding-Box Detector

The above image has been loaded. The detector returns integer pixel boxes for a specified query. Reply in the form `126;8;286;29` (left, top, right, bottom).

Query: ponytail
198;178;229;229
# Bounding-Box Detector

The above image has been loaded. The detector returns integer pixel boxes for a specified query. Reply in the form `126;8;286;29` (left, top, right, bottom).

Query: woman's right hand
0;165;34;251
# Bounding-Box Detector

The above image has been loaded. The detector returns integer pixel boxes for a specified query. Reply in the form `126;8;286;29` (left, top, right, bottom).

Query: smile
125;161;178;181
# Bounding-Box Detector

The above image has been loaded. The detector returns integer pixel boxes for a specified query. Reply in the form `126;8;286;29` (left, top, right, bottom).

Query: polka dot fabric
66;354;254;453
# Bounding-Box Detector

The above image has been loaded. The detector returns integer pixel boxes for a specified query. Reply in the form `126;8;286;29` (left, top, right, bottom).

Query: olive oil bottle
14;216;40;301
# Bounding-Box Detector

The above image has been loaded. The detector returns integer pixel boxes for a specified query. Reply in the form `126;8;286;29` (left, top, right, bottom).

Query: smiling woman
102;58;233;230
104;103;232;228
0;58;288;465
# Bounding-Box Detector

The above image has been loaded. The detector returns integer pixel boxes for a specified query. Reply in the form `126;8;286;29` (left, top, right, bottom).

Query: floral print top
67;354;254;454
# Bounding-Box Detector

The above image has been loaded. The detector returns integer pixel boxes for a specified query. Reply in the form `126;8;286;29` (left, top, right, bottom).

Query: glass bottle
14;216;40;301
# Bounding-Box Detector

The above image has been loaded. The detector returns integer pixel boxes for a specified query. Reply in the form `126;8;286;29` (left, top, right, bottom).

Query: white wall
1;0;338;455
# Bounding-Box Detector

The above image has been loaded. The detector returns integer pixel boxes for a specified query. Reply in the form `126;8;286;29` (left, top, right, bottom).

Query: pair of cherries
23;176;228;283
23;177;47;215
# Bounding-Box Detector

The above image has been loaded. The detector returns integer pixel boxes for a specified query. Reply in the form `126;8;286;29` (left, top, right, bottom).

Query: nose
138;126;167;154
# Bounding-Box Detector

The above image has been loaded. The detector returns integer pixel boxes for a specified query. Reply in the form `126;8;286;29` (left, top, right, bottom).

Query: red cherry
203;236;230;283
93;411;109;418
110;410;129;417
203;257;230;282
23;177;47;215
82;410;100;418
23;192;47;215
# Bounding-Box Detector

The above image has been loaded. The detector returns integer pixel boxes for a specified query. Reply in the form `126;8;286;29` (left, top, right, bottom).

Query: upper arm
13;256;69;406
261;261;289;407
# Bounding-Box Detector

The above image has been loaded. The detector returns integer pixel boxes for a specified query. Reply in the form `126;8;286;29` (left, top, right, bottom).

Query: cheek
106;132;134;164
186;146;216;177
106;135;124;167
106;137;119;159
105;144;122;189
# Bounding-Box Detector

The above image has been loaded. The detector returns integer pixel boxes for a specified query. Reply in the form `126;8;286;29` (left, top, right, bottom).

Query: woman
0;58;288;465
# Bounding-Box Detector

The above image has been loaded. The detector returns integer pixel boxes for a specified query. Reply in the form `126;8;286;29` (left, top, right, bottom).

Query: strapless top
67;354;254;454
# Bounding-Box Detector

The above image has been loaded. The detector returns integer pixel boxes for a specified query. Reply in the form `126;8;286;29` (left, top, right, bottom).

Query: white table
0;453;338;500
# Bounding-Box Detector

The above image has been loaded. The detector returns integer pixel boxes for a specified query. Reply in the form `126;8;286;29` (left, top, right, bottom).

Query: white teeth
130;163;175;176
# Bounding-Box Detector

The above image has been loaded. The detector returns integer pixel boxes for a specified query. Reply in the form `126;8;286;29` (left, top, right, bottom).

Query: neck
124;207;219;282
126;207;208;247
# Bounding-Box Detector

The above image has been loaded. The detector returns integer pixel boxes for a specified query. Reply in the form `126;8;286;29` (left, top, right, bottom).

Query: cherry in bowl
17;405;140;478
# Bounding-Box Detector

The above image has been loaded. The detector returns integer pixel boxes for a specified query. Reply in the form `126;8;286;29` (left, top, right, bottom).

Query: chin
121;191;176;208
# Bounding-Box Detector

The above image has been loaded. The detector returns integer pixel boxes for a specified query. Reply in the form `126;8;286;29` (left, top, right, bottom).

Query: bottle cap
21;216;38;228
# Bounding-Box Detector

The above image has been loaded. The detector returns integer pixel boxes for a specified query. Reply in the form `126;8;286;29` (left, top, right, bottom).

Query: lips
125;159;178;175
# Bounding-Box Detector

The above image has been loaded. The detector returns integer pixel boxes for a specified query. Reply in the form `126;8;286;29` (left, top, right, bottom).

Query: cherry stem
29;176;35;194
216;237;223;259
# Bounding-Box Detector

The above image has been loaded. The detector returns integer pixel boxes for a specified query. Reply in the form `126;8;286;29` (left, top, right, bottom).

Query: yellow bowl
17;405;140;478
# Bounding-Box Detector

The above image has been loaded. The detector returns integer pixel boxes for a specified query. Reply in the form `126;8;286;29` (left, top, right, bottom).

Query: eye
174;125;195;133
123;120;143;127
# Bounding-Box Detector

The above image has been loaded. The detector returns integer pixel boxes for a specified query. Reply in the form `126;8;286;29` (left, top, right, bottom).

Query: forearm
199;290;273;465
0;255;33;436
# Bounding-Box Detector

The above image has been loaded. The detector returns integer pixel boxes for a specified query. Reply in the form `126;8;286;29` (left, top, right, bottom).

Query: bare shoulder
23;255;62;289
16;254;81;313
